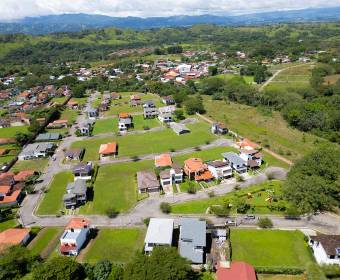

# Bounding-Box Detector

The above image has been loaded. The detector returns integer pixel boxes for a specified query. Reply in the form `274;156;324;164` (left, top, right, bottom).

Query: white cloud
1;0;340;21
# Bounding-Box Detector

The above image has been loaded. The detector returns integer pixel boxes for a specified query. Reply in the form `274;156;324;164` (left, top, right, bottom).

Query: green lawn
171;180;288;214
28;227;62;257
12;159;49;172
36;171;74;215
203;96;326;162
72;121;216;161
0;218;17;232
82;228;145;264
53;97;67;104
231;229;313;268
0;126;28;138
60;108;78;124
257;275;302;280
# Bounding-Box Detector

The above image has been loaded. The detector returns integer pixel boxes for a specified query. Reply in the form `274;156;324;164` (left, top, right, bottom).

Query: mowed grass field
203;96;325;162
258;275;303;280
12;158;49;172
265;63;314;91
72;121;217;161
171;180;287;214
28;227;63;258
81;228;145;264
0;125;28;138
231;229;313;268
36;171;74;215
59;108;78;124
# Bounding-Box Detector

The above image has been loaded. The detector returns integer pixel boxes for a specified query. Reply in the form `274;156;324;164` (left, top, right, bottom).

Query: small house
60;218;91;256
217;262;256;280
78;119;95;136
221;152;247;174
18;142;56;160
99;142;117;158
87;108;99;120
143;100;155;108
309;235;340;265
158;112;173;123
144;218;174;253
239;150;263;169
169;122;190;135
144;107;158;119
73;162;92;180
0;228;30;251
155;154;172;168
211;123;228;135
118;113;133;132
237;138;259;151
65;148;84;161
63;180;87;208
137;170;160;193
161;96;175;105
178;218;206;264
207;160;232;179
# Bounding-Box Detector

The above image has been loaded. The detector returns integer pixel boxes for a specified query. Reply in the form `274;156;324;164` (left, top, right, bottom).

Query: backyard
80;228;145;264
36;171;74;215
171;180;288;214
11;158;49;172
230;229;313;269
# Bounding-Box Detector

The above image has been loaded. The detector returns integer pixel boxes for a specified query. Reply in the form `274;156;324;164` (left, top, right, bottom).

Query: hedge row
255;266;304;275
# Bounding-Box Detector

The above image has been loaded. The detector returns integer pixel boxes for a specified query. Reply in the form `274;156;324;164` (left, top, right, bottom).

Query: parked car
225;219;236;226
244;214;256;220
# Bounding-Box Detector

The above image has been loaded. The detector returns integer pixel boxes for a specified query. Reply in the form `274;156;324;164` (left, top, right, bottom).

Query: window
336;248;340;255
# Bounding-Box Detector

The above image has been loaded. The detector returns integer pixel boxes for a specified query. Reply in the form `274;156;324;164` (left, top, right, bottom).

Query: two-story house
184;158;213;182
309;235;340;265
207;160;232;179
221;152;247;174
63;179;87;208
118;113;133;132
73;162;92;181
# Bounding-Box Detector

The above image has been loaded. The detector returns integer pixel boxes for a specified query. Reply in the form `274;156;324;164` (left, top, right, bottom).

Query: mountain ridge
0;7;339;34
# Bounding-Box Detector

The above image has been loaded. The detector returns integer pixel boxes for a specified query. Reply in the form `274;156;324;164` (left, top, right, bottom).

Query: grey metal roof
179;218;206;263
66;179;87;195
169;122;190;135
221;152;246;166
20;142;55;157
73;162;92;174
36;133;61;141
119;118;132;124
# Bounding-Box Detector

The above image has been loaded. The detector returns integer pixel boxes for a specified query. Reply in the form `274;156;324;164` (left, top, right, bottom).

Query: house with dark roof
35;132;61;142
65;148;84;161
207;160;232;179
144;107;159;119
211;123;228;135
221;152;247;174
178;218;206;263
169;122;190;135
18;142;56;160
63;179;87;208
73;162;92;180
309;235;340;265
136;171;160;193
239;150;263;169
162;96;175;105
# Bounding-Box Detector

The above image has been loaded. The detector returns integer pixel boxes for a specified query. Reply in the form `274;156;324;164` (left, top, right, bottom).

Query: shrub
255;266;304;275
208;191;215;198
210;205;231;217
187;183;197;194
257;217;273;228
160;202;171;214
105;208;119;218
143;217;150;226
322;265;340;278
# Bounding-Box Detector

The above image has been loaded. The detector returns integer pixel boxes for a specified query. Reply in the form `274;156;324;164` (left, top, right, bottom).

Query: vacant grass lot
203;96;325;162
12;159;49;172
82;228;145;264
36;171;74;215
231;229;313;268
28;227;62;258
72;121;216;161
0;126;28;138
60;108;78;124
171;180;287;214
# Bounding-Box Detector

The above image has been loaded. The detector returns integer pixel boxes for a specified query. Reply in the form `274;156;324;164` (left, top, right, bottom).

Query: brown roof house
137;170;160;193
309;235;340;265
0;228;30;251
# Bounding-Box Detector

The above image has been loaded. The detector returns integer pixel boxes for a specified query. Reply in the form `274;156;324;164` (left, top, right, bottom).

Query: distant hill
0;7;340;34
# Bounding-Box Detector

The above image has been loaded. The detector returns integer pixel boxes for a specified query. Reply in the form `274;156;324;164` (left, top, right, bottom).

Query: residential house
65;148;84;161
47;119;68;129
60;218;91;256
221;152;247;174
0;228;30;251
162;96;175;105
171;164;184;184
73;162;92;180
130;95;142;106
216;262;256;280
18;142;56;160
237;138;259;151
78;119;95;136
178;218;206;264
159;166;184;188
207;160;232;179
239;150;263;169
184;158;213;182
35;132;61;142
155;154;172;168
309;235;340;265
144;218;174;253
211;123;228;135
111;92;121;100
0;119;10;128
143;100;155;108
137;170;160;193
144;107;159;119
67;99;79;110
63;180;87;208
118;113;133;132
158;105;176;114
158;112;173;123
87;108;99;120
169;122;190;135
99;142;117;158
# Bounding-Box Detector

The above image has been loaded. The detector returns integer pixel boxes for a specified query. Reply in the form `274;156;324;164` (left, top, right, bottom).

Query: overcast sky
1;0;340;21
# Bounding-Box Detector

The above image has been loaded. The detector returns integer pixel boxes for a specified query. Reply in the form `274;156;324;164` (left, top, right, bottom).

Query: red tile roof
99;142;117;155
0;228;30;250
217;262;256;280
155;154;172;167
184;158;206;172
118;112;130;119
60;243;77;253
14;170;35;182
66;218;90;230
